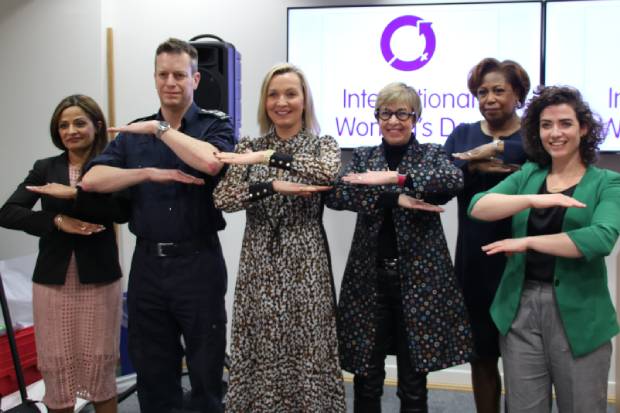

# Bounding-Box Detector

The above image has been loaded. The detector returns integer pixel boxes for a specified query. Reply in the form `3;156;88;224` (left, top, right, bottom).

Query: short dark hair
522;85;604;167
467;58;531;107
49;94;108;172
155;38;198;73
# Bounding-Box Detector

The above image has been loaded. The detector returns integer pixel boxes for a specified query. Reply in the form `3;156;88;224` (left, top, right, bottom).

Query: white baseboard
343;359;617;404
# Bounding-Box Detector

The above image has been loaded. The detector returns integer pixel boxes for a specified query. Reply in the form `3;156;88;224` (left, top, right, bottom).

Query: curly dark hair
467;57;530;107
521;85;604;167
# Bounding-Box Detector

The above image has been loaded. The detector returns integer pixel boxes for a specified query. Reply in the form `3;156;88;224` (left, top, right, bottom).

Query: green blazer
468;162;620;357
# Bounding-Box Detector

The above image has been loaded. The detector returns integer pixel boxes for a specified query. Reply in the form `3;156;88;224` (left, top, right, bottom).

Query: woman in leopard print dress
214;63;346;412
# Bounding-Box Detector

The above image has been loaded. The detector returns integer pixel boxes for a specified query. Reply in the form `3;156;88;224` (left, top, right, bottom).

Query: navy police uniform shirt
89;103;235;242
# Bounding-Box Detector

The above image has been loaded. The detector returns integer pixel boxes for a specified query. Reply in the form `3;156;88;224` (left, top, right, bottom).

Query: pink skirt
33;254;121;409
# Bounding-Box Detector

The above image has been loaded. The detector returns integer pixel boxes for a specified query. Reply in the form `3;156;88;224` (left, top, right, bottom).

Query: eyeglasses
374;109;416;121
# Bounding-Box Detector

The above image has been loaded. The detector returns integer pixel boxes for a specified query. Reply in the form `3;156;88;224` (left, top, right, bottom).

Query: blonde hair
257;63;320;135
375;82;422;121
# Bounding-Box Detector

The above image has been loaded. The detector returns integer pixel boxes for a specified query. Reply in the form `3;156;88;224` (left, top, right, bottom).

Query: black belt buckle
156;242;175;257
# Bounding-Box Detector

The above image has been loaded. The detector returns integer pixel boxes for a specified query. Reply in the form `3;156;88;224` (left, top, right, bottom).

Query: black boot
397;371;428;413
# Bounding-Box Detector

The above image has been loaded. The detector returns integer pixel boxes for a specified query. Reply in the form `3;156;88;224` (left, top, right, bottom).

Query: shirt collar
156;102;200;132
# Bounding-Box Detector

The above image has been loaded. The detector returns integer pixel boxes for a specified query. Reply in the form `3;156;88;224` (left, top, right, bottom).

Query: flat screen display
546;0;620;152
288;2;542;148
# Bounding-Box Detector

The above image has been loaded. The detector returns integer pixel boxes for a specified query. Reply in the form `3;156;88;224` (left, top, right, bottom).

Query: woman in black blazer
0;95;129;413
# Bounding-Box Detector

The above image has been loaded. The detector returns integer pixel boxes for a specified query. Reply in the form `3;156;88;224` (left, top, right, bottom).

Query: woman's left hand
398;194;444;212
343;170;398;185
215;150;269;165
482;237;528;256
453;142;497;161
26;183;77;199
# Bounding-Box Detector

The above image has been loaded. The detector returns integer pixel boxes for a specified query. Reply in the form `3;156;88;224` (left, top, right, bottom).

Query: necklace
546;172;584;193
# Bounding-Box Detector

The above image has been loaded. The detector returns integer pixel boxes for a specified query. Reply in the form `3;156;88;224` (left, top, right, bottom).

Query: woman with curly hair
468;86;620;412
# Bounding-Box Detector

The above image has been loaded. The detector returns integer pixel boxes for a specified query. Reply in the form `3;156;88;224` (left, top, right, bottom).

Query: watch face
156;121;170;138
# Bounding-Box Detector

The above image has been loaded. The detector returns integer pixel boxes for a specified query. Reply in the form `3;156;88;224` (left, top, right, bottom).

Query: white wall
0;0;617;393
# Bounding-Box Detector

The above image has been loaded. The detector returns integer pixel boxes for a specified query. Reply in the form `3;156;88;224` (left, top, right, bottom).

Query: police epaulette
200;109;230;120
129;114;157;124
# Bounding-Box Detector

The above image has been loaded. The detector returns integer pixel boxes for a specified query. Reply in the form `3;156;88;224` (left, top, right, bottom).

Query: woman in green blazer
468;86;620;413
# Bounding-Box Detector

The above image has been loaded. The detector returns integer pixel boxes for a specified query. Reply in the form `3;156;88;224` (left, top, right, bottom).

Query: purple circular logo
380;15;436;71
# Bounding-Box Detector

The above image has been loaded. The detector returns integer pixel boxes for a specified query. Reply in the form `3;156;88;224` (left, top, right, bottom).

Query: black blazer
0;153;130;285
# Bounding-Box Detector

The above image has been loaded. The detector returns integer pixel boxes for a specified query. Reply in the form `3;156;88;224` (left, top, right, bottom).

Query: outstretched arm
81;165;204;193
482;233;581;258
109;121;224;175
470;192;586;221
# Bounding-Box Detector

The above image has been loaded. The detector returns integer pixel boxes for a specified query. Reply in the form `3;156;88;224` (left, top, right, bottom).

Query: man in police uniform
82;38;234;413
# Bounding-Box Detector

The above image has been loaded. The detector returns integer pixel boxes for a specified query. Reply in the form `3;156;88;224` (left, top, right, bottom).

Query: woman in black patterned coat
326;82;472;413
213;63;345;412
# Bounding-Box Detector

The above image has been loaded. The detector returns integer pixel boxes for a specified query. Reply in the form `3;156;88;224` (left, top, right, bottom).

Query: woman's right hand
54;214;105;235
272;181;332;197
27;183;77;199
398;194;444;212
528;193;586;209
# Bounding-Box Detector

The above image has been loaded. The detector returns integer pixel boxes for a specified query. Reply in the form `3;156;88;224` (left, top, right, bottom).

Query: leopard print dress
214;130;346;412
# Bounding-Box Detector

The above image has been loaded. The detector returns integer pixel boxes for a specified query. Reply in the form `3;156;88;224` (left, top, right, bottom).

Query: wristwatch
155;121;170;139
494;139;504;153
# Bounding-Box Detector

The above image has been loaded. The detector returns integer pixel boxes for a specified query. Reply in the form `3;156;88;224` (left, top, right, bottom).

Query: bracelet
263;150;275;165
54;214;63;230
397;174;407;187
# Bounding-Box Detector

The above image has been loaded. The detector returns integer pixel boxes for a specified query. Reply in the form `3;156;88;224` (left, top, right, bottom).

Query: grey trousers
499;280;611;413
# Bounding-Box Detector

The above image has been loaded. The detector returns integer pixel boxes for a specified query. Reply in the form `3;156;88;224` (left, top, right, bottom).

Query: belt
137;236;216;257
377;257;399;269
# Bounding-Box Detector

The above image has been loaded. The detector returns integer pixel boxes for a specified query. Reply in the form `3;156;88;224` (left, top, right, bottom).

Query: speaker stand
0;272;39;412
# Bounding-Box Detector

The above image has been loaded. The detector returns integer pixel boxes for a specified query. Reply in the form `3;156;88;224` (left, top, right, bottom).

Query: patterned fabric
325;138;473;375
33;165;121;409
214;130;346;412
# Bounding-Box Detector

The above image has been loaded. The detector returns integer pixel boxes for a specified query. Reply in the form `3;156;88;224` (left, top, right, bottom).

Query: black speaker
190;34;241;139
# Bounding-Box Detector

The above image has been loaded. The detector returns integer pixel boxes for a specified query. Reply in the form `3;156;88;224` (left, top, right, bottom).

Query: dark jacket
326;138;473;374
0;153;130;285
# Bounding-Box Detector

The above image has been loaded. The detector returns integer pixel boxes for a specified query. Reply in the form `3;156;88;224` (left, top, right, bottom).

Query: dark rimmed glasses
374;109;416;121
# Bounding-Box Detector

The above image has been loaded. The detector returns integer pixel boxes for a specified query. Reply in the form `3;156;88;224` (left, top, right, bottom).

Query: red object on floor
0;326;42;396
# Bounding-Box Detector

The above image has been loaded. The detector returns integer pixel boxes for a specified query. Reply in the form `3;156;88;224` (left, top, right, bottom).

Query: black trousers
127;240;227;413
353;263;428;413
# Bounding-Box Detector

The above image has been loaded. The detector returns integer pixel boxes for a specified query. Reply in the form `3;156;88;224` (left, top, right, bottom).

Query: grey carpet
101;377;615;412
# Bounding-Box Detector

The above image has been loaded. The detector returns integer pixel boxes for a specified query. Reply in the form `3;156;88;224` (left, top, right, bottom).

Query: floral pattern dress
214;130;346;412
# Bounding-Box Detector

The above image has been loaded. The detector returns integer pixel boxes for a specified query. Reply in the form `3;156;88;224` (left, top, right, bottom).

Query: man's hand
108;120;159;136
27;183;77;199
145;168;205;185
